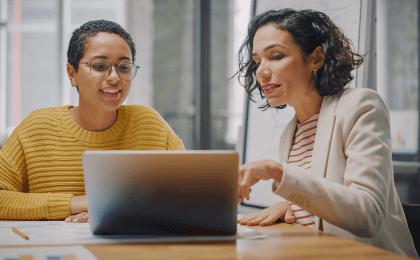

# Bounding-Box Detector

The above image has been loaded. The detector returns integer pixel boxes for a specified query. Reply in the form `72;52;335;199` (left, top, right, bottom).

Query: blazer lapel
311;95;338;179
312;95;339;230
279;115;298;163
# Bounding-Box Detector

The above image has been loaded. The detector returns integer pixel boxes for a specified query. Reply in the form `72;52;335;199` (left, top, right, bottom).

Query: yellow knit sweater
0;105;184;220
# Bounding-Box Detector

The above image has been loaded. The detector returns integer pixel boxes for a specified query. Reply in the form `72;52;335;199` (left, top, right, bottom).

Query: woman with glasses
0;20;184;223
235;9;417;257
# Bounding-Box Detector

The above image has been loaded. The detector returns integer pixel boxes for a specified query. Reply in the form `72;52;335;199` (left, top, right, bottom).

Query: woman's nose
256;62;271;81
107;65;119;81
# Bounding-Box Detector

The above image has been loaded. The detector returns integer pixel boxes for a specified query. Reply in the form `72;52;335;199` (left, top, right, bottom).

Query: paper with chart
0;221;266;246
0;246;97;260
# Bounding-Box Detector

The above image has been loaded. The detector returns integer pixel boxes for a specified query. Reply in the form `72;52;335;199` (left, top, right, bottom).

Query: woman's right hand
238;159;283;203
70;195;87;215
238;201;295;226
65;195;88;223
65;212;89;223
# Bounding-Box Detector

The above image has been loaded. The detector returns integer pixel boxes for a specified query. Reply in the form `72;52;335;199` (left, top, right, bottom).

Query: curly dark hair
237;9;365;110
67;19;136;72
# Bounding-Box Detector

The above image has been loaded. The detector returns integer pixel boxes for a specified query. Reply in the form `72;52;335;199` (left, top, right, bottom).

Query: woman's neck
68;105;118;132
292;90;324;124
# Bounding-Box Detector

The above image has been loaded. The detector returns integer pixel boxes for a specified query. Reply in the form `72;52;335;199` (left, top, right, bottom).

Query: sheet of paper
0;222;266;246
0;246;97;260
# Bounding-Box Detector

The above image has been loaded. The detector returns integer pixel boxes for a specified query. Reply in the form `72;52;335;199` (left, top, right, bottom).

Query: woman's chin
267;99;286;108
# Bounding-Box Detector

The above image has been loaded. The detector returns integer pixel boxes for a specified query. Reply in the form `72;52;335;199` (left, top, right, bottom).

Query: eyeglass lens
90;60;137;80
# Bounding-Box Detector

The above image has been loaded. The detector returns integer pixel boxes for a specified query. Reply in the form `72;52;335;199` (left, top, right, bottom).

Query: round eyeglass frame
76;60;140;81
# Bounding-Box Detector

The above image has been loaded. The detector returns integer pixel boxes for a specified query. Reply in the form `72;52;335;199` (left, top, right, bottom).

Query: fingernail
73;218;79;223
65;217;69;222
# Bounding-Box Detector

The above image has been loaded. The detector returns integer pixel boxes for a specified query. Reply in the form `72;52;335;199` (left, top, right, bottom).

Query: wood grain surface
83;214;413;260
1;215;414;260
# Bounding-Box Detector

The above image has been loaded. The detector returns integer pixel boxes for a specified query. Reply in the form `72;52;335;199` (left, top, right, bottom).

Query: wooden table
83;222;413;260
1;215;415;260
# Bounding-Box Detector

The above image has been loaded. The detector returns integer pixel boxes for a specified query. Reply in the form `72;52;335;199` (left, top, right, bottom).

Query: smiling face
252;24;316;108
68;32;132;113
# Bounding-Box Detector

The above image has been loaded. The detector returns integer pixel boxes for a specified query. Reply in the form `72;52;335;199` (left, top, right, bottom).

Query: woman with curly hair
236;9;417;257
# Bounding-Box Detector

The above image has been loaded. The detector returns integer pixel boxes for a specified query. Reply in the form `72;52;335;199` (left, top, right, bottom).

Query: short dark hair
68;19;136;70
237;9;364;110
67;20;136;92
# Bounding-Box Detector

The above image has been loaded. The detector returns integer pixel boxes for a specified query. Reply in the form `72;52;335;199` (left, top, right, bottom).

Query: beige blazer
272;88;418;258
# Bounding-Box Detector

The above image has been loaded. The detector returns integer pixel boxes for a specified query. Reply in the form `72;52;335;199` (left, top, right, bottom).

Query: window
0;0;126;145
376;0;419;162
0;0;250;152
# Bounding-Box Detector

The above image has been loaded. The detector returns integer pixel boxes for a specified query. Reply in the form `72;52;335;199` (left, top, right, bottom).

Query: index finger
240;169;256;200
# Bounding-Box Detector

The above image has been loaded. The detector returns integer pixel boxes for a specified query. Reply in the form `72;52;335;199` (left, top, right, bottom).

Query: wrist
70;195;88;214
271;162;284;182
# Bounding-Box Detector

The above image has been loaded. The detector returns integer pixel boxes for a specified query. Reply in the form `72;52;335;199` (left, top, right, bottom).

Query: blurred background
0;0;251;151
1;0;420;209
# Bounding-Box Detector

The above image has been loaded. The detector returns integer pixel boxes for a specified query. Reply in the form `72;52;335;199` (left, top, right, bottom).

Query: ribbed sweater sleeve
0;105;185;220
166;128;185;150
0;113;73;220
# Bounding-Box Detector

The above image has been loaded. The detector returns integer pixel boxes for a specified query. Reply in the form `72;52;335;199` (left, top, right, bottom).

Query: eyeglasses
77;60;140;81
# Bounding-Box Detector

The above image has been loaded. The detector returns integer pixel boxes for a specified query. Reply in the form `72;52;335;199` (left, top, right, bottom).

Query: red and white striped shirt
287;112;319;228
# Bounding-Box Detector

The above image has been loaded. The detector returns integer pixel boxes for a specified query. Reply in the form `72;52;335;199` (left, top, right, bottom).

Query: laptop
82;150;239;236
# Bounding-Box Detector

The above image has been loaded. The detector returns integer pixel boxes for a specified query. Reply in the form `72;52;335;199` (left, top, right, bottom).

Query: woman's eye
272;55;283;60
91;64;109;71
119;65;130;72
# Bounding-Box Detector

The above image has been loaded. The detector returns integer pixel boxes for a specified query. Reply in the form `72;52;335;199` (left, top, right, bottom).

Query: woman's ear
67;63;77;87
311;46;325;70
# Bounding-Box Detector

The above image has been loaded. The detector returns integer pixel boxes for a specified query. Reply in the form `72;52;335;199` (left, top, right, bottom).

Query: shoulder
332;88;389;119
120;105;164;121
337;88;387;111
25;106;62;119
119;105;172;129
17;106;64;130
121;105;160;117
332;88;390;135
3;106;64;146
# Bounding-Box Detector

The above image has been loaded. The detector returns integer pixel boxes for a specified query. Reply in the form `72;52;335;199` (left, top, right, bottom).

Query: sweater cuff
48;193;73;220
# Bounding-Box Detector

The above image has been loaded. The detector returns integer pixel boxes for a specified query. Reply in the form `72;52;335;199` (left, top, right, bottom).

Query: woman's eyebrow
118;56;131;61
91;55;131;61
252;43;285;56
92;55;108;59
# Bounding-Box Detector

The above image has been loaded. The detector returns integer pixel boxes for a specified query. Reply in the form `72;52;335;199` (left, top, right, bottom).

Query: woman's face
252;24;315;108
69;32;132;113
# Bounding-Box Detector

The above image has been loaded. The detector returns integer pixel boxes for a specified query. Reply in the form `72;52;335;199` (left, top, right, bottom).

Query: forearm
0;190;73;220
274;164;385;238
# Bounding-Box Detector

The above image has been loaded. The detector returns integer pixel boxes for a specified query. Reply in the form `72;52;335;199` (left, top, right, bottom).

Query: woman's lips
100;89;121;98
262;85;280;96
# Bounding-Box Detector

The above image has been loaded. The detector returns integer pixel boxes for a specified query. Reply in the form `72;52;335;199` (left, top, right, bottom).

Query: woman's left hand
238;159;284;203
238;201;295;226
65;212;89;223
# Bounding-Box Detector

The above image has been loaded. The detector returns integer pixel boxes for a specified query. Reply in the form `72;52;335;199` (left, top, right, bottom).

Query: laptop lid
82;150;238;236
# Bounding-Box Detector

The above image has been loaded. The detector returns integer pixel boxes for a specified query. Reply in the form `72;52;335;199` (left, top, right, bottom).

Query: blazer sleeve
273;90;392;238
0;130;73;220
